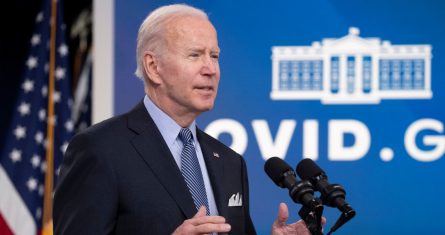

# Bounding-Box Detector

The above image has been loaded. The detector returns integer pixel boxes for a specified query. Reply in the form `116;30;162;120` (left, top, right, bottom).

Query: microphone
264;157;323;215
296;158;356;234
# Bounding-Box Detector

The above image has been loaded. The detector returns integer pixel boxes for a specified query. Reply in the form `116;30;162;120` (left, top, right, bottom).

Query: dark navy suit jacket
53;102;256;234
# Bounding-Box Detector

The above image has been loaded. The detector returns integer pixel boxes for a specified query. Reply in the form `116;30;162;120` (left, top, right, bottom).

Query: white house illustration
271;27;432;104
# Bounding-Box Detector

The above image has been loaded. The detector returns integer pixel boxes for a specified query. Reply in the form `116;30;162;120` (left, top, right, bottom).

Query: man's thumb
276;202;289;225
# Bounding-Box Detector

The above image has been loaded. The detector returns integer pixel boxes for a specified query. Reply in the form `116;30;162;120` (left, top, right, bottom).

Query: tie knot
179;128;193;144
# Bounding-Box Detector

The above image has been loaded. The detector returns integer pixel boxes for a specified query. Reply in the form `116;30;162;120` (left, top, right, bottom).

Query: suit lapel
127;102;197;218
197;129;228;219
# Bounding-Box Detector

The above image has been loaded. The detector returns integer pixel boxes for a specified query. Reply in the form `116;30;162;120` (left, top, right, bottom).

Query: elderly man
54;4;312;235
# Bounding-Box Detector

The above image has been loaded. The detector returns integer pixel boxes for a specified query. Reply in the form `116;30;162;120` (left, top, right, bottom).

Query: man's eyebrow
186;47;220;54
190;48;204;51
186;48;205;53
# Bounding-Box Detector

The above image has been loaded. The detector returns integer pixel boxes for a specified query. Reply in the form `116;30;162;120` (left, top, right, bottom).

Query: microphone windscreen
264;157;293;187
296;158;325;180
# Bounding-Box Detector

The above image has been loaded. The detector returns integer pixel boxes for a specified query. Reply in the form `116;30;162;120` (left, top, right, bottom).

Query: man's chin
195;102;215;112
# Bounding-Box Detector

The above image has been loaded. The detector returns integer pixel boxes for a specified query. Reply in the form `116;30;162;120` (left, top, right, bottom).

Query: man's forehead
163;15;218;49
165;15;215;36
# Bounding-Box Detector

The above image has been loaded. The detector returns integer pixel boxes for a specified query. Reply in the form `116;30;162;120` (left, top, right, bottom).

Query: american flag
0;0;73;234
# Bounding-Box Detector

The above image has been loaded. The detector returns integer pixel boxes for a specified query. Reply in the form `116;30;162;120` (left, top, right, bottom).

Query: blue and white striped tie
179;128;210;215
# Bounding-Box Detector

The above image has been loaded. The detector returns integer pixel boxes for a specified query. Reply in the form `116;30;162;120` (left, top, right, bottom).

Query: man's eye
190;53;199;57
211;54;219;59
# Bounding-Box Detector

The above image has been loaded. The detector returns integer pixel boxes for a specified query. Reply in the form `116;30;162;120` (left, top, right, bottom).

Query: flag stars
36;12;44;23
55;67;66;80
18;102;31;116
22;79;34;93
14;125;27;140
53;91;61;103
10;149;22;163
58;44;68;57
31;34;41;46
44;63;49;73
26;56;38;69
27;177;38;191
38;109;46;121
35;131;44;144
65;120;74;132
30;154;41;168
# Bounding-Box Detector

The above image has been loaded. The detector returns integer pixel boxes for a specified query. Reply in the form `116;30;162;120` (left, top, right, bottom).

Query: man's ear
143;51;162;85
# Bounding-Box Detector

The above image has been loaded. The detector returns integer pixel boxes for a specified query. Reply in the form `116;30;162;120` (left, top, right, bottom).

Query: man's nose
201;55;218;75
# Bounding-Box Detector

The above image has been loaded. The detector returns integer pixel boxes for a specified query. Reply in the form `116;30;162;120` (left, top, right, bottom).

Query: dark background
0;0;91;150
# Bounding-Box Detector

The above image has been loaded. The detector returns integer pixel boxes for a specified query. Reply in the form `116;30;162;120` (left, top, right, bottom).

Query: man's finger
276;202;289;226
194;223;231;234
190;207;227;226
190;215;227;225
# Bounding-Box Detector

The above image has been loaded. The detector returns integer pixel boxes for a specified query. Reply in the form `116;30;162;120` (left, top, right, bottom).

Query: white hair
134;4;208;80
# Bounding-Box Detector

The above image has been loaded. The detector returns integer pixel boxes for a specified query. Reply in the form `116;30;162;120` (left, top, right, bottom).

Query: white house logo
271;27;433;104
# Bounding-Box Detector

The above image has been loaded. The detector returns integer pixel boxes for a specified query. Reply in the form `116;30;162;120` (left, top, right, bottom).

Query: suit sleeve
53;133;118;235
241;156;257;235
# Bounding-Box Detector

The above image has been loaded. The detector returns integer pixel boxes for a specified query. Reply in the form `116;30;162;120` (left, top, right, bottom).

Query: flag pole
42;0;57;233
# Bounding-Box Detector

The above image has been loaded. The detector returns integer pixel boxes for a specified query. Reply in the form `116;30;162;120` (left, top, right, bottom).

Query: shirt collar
143;95;197;146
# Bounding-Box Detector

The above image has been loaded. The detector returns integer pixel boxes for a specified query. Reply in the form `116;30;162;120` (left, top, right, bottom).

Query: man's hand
172;206;231;235
271;203;325;235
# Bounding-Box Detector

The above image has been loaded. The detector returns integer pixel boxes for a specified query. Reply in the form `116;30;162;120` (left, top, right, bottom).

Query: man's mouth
195;86;214;91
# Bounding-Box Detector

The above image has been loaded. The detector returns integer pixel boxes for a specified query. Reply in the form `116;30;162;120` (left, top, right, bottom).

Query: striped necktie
178;128;210;215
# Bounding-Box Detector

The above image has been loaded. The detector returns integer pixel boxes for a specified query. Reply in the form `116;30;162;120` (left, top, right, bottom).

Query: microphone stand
298;198;323;235
289;180;324;235
298;197;324;235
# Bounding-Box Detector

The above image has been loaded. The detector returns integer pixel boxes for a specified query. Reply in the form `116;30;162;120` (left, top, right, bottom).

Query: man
54;4;313;234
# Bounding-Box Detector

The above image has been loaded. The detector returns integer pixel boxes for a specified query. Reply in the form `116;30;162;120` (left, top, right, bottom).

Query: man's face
155;16;220;117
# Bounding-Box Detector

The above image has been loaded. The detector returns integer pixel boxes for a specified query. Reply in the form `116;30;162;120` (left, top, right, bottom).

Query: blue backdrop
114;1;445;234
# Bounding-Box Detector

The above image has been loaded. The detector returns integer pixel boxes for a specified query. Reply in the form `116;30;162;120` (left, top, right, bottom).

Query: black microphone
264;157;322;213
297;158;356;234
